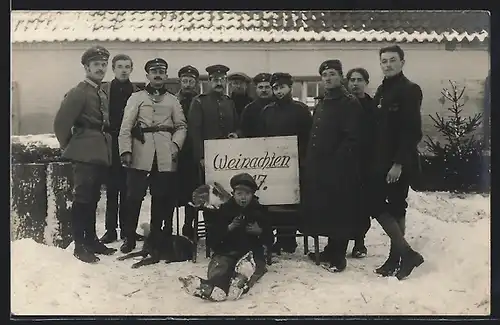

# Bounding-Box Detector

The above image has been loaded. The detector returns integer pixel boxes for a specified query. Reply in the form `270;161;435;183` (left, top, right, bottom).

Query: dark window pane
307;82;318;97
292;82;302;101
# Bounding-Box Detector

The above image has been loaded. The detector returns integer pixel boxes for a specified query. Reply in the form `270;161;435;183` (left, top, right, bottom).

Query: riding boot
324;239;347;272
71;202;99;263
120;199;142;254
85;203;117;255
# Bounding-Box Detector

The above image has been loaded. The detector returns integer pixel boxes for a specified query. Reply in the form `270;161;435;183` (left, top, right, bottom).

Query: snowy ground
11;189;490;316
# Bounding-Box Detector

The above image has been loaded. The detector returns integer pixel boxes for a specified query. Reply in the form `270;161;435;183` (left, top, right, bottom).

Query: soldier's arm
118;93;140;155
53;87;86;149
393;84;423;166
187;97;204;162
171;97;187;151
230;99;241;136
239;102;254;138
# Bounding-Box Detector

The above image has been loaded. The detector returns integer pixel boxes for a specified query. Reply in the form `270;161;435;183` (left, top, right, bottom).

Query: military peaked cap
230;173;258;193
81;46;110;65
206;64;230;77
228;72;251;83
319;59;343;75
145;58;168;72
270;72;293;87
178;65;200;79
252;73;272;84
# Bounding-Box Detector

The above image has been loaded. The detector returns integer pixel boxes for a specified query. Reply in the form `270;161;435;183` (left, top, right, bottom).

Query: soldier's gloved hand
228;132;238;139
121;152;132;167
171;142;180;160
228;215;245;232
245;222;262;235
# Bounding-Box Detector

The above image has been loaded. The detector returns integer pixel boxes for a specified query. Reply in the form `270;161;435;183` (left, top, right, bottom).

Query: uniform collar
84;77;101;89
382;72;406;86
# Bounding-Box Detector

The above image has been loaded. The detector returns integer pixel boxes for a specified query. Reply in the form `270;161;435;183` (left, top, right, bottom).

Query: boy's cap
230;173;258;193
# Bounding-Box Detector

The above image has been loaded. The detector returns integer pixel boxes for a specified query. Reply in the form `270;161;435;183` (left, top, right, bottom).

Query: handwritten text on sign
204;136;300;205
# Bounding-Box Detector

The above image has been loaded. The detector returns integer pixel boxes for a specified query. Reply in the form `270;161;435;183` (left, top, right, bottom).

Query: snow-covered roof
11;10;489;44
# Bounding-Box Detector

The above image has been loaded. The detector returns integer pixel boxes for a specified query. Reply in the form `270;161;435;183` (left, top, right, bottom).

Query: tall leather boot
120;199;143;254
71;202;99;263
85;203;117;255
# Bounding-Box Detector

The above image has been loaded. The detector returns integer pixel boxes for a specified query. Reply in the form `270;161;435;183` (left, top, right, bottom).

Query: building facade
12;11;489;136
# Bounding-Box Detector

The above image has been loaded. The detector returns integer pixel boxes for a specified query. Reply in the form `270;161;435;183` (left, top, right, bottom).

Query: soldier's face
380;52;405;77
272;84;291;99
321;68;342;89
85;60;108;82
255;82;272;99
180;76;197;91
147;68;167;86
229;79;247;95
210;75;227;93
347;72;368;97
112;59;133;82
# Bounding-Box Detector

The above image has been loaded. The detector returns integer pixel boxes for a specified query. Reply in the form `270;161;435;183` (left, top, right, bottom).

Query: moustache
154;77;162;80
96;71;104;74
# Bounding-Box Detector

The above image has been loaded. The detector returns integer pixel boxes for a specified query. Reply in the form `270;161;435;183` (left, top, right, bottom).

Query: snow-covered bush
11;134;64;164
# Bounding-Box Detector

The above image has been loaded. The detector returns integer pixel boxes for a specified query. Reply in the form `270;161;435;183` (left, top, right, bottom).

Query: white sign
204;136;300;205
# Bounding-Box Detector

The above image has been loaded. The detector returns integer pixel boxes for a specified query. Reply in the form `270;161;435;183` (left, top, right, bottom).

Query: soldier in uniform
302;59;365;273
371;45;424;280
175;65;201;239
256;72;313;254
53;46;117;263
239;73;274;138
118;58;187;254
227;72;254;120
188;64;240;249
100;54;143;244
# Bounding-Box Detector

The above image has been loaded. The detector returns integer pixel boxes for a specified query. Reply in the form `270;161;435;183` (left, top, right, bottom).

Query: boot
120;236;136;254
375;212;413;276
375;242;400;276
85;203;117;255
100;229;118;244
323;240;347;273
151;195;175;234
71;202;99;263
352;237;368;258
396;249;424;280
120;199;143;253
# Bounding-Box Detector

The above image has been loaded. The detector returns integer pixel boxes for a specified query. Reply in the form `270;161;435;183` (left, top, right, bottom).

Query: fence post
45;162;74;248
11;163;48;244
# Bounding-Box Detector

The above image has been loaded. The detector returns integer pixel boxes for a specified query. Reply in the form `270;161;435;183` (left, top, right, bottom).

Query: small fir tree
424;80;485;192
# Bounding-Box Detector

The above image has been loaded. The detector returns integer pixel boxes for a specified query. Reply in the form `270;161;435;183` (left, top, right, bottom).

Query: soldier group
54;43;424;280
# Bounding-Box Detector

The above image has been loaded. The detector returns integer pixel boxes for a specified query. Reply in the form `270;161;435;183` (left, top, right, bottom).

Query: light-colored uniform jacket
119;90;187;172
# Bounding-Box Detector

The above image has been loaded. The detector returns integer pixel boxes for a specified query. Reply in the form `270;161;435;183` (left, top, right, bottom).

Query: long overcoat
301;87;365;238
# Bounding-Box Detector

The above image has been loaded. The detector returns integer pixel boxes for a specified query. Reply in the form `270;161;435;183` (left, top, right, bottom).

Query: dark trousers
72;162;108;245
206;254;241;294
124;156;178;237
105;163;127;231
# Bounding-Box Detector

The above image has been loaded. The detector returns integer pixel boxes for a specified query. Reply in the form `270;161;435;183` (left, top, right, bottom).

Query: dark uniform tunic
301;87;364;238
188;90;239;185
231;93;254;121
176;89;199;206
370;72;423;220
240;98;273;138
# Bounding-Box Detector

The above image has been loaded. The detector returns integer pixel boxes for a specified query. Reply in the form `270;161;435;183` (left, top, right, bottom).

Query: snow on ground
11;189;490;316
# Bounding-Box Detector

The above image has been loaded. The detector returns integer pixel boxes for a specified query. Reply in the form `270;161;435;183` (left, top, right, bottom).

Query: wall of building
12;41;489;135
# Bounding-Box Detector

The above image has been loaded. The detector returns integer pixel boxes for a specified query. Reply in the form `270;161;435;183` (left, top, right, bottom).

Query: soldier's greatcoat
301;87;364;238
118;90;187;172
